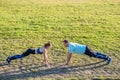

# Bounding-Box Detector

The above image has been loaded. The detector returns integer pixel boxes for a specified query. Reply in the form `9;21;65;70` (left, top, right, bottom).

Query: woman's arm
43;50;50;68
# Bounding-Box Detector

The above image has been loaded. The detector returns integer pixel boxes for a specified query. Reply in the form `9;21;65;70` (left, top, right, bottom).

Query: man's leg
84;46;111;64
94;52;112;64
94;52;108;60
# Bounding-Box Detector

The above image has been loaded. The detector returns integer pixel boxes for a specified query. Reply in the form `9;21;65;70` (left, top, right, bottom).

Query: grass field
0;0;120;80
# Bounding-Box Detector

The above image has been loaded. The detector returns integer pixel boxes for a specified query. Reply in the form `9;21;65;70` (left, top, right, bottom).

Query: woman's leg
6;48;35;64
22;48;35;57
9;54;24;60
6;54;24;64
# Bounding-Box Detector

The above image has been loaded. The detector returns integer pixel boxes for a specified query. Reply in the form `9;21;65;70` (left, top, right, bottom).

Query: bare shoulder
42;47;47;53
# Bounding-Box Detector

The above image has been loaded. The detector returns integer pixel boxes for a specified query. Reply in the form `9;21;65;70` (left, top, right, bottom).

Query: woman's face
46;45;52;50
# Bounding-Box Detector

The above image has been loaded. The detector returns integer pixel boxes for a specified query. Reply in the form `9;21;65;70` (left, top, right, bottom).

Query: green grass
0;0;120;80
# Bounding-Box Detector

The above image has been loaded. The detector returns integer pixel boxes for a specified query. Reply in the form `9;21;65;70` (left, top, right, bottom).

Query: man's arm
65;52;72;65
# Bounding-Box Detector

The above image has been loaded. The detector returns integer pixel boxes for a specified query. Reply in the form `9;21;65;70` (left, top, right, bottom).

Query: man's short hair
63;40;68;43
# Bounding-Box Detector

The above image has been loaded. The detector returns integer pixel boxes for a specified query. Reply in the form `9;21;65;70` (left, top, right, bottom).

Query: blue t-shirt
68;42;86;54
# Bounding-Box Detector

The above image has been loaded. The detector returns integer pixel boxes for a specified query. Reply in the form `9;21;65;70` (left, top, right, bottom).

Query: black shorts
84;46;96;57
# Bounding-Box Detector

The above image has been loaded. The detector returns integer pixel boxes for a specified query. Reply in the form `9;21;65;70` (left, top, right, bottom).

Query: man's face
63;42;68;47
